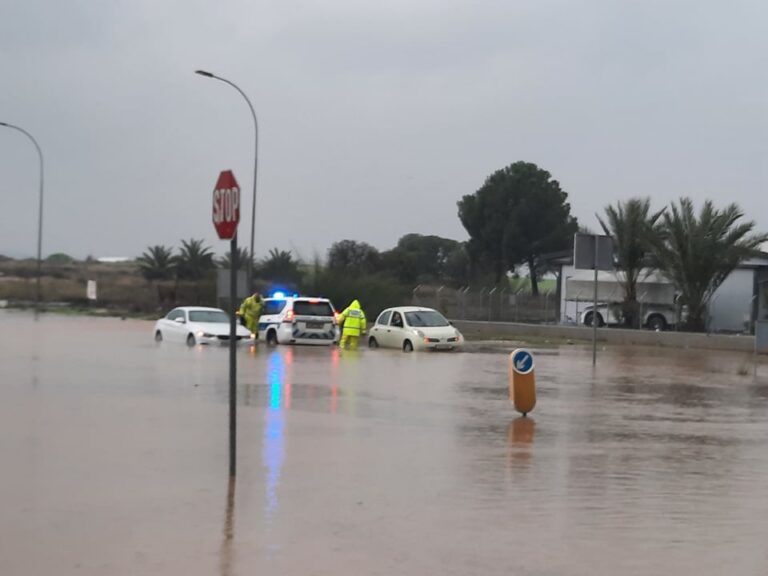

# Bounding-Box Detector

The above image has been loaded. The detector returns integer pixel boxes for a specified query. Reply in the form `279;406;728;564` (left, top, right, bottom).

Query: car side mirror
174;317;185;324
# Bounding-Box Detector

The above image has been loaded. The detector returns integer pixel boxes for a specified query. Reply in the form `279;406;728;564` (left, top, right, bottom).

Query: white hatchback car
368;306;464;352
154;306;253;346
258;295;340;346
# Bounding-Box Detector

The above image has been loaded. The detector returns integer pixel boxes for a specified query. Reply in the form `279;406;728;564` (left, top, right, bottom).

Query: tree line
136;160;766;331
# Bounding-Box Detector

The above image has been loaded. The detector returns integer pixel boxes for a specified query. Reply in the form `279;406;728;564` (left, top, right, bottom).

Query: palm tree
217;247;251;271
597;197;665;328
256;248;302;286
175;239;215;280
136;245;175;281
649;198;768;332
174;239;215;304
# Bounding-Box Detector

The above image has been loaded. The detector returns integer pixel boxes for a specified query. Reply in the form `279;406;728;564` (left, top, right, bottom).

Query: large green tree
650;198;768;331
457;161;578;293
598;197;665;328
380;234;468;286
136;245;175;281
327;240;380;274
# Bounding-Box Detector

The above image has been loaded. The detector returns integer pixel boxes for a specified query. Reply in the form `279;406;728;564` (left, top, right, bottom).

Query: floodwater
1;310;768;575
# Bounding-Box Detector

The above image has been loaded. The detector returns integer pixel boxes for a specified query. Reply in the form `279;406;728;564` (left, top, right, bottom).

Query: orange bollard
508;349;536;416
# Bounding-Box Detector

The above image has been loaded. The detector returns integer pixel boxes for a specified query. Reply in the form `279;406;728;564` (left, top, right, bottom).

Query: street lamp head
195;70;214;78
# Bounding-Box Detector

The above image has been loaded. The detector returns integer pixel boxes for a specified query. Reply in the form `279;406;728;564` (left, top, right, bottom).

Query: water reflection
219;477;235;576
330;347;340;413
336;347;360;415
507;416;535;471
262;350;291;521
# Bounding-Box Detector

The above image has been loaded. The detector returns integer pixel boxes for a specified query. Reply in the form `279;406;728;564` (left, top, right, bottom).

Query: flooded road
2;310;768;575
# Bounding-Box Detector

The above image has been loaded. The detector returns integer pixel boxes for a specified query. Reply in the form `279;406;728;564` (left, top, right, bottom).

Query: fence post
499;287;507;322
488;286;497;321
412;284;421;306
462;287;470;320
436;285;444;312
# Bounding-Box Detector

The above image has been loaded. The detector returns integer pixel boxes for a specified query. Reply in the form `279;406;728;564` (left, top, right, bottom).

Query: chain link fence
411;285;560;324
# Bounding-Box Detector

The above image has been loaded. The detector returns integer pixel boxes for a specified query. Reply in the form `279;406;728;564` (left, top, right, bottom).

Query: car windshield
293;301;334;317
405;310;450;327
188;310;229;323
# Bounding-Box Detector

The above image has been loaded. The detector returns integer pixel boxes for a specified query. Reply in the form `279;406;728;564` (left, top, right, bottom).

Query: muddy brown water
1;310;767;575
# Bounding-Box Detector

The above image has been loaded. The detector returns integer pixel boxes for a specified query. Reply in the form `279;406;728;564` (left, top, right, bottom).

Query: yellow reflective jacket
339;300;366;336
239;295;263;332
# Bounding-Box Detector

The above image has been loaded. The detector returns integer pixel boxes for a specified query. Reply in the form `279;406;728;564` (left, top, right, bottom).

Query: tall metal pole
0;122;44;318
228;235;238;477
195;71;259;291
752;293;759;380
592;237;598;366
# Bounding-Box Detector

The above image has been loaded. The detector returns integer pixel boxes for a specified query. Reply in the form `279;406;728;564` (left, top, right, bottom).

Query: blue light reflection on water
262;350;289;520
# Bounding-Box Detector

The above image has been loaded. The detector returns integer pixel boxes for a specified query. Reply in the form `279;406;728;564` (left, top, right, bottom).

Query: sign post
212;170;241;477
574;233;614;366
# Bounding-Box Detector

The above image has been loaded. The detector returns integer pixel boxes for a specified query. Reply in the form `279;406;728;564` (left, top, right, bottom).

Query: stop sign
212;170;240;240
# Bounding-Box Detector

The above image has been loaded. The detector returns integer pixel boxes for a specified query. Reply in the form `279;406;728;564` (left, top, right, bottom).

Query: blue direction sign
511;349;534;375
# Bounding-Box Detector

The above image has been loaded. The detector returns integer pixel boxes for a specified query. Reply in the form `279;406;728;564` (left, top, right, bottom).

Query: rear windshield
263;300;287;315
405;310;450;327
189;310;229;323
293;301;334;317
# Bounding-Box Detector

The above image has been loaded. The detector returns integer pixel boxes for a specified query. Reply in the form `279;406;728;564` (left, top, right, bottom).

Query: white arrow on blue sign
511;349;534;375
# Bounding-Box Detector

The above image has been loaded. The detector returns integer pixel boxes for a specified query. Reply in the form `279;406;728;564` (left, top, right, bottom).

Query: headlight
250;333;256;339
197;332;214;338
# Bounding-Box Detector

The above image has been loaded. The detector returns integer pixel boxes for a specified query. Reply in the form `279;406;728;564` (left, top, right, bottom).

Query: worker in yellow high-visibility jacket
337;299;366;350
238;292;264;336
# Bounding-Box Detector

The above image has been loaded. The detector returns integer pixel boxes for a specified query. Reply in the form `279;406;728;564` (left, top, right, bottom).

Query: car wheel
186;333;196;347
368;336;379;349
154;330;163;342
402;339;413;353
647;314;667;332
584;312;604;327
267;330;278;346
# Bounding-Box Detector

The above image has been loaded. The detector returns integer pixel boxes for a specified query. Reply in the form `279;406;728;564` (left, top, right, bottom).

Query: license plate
305;322;324;329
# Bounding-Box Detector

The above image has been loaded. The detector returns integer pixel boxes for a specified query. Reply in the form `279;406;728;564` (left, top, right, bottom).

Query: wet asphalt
1;310;768;575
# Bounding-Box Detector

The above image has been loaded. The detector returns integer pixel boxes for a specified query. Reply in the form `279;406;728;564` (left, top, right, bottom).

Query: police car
258;292;340;346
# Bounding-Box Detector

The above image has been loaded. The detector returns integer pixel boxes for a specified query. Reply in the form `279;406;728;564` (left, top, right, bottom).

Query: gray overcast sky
1;0;767;261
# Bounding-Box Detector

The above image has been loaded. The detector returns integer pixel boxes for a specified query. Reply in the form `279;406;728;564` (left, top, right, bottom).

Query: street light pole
0;122;44;317
195;70;259;292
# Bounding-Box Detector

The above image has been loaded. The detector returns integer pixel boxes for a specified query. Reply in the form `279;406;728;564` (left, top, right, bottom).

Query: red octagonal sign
212;170;240;240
